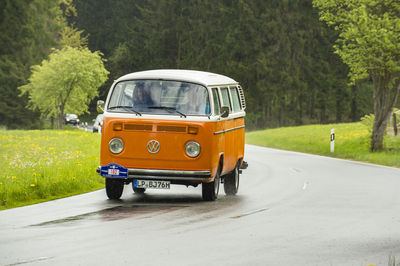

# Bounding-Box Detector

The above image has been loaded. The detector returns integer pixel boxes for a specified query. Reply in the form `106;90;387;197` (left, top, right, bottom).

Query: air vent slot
157;125;186;133
124;124;152;131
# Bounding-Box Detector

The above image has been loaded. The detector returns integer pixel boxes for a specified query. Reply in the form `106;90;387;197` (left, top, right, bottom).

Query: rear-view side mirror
221;106;229;118
97;100;105;113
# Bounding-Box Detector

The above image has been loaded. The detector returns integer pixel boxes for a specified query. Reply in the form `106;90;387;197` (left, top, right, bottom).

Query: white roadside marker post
330;128;335;153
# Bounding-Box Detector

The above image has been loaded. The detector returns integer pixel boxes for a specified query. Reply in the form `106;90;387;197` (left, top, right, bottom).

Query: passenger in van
133;83;153;109
180;87;210;115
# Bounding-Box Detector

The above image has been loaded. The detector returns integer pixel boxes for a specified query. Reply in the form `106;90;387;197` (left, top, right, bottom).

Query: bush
360;114;374;133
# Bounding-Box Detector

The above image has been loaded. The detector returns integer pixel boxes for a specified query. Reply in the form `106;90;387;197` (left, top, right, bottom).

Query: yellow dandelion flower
30;184;36;187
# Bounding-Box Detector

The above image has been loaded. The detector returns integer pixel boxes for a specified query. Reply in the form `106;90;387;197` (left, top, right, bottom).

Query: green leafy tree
59;26;88;48
313;0;400;151
19;46;109;129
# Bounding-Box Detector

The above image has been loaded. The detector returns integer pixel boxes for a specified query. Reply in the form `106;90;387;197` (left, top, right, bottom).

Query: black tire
105;178;124;199
202;167;220;201
224;163;240;195
133;188;146;194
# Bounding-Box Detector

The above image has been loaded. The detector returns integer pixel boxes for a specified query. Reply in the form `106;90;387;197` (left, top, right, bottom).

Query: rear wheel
224;163;240;195
105;178;124;199
202;167;220;201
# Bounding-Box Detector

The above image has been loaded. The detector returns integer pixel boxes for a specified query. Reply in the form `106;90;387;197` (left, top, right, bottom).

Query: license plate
100;163;128;178
108;169;119;176
134;180;170;189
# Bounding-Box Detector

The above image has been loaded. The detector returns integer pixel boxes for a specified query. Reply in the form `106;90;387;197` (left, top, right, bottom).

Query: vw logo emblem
147;140;160;154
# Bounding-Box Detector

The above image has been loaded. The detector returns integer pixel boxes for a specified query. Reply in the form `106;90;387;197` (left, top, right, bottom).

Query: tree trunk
350;82;358;122
57;112;63;129
371;116;389;151
279;103;285;127
56;104;65;130
320;103;326;124
393;113;397;136
370;73;400;152
297;100;303;126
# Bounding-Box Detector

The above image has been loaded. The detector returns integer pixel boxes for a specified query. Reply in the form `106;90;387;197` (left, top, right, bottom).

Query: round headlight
185;141;201;158
109;138;124;154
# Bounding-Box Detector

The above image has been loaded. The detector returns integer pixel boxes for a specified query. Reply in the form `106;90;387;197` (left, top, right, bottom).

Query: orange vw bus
97;70;246;201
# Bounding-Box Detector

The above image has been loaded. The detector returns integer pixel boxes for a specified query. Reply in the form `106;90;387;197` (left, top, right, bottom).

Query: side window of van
220;87;232;112
211;88;221;115
229;86;241;112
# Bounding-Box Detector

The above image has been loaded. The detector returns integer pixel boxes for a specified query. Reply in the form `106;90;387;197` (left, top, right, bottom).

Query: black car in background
64;114;80;125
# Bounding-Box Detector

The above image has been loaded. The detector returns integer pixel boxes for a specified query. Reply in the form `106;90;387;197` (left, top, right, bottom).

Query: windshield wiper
148;106;187;118
108;105;141;116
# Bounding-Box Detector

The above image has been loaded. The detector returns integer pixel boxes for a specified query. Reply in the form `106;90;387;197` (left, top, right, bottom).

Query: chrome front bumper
97;166;211;181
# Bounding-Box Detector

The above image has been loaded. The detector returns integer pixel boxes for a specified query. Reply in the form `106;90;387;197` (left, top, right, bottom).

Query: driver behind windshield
133;83;153;110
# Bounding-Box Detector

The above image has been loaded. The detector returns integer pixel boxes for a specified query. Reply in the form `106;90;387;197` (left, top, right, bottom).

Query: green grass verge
0;129;104;210
2;123;398;210
246;122;400;168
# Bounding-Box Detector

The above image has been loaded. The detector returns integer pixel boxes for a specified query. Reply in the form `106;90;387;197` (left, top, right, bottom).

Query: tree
313;0;400;151
99;0;351;129
19;46;109;129
0;0;64;128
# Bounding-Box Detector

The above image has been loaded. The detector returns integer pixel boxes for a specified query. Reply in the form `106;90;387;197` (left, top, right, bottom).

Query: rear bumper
97;166;211;181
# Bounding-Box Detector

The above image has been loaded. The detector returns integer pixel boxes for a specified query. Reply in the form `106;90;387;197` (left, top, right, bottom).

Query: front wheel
224;163;240;195
202;167;220;201
105;178;124;199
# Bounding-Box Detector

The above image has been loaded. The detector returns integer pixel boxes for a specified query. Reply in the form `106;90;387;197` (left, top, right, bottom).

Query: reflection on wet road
1;145;400;266
32;205;189;227
27;191;247;228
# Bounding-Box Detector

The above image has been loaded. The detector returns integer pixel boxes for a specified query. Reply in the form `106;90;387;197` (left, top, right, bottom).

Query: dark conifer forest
0;0;378;129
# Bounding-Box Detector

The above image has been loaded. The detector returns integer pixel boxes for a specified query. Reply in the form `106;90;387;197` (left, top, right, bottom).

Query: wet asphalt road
1;145;400;266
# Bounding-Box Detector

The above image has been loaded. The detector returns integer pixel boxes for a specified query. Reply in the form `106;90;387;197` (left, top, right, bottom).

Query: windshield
107;80;211;116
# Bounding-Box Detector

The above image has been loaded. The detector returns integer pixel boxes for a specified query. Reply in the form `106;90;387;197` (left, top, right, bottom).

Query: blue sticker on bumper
100;163;128;178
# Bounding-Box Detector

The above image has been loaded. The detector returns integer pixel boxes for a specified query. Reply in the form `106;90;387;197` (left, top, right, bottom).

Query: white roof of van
116;69;238;87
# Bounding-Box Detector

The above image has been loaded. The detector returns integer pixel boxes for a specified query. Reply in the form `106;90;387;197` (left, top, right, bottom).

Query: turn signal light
188;126;198;135
113;122;123;131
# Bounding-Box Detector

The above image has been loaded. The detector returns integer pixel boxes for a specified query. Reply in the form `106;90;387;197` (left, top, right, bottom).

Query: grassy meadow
1;121;399;210
0;129;103;210
246;122;400;168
